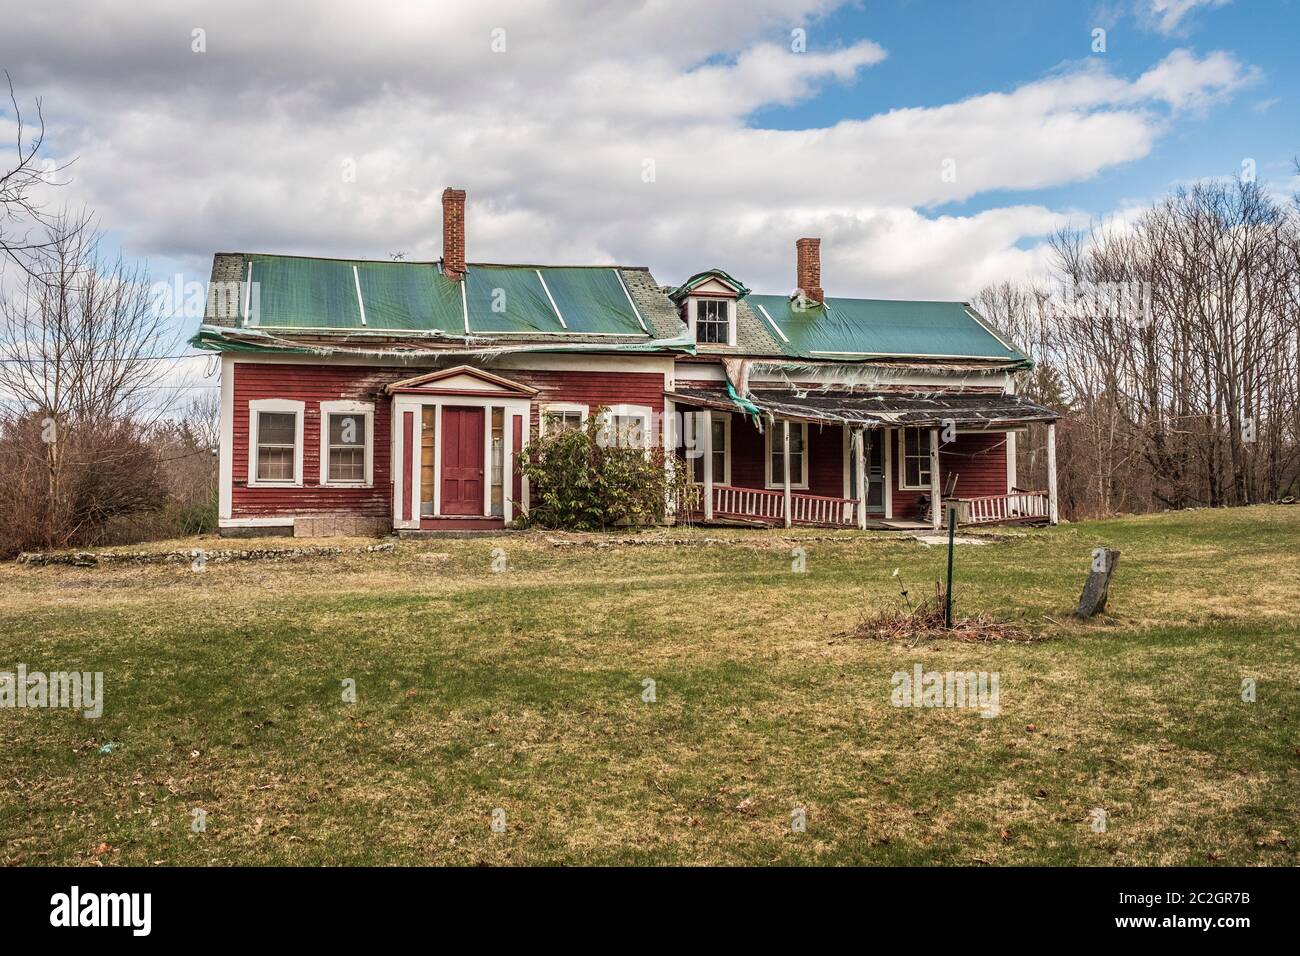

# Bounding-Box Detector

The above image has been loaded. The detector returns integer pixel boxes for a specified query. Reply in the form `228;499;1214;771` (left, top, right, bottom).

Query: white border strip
808;350;1010;360
461;279;470;335
242;261;253;326
755;302;789;344
467;329;644;337
613;269;648;332
353;265;367;326
535;270;568;328
962;305;1019;355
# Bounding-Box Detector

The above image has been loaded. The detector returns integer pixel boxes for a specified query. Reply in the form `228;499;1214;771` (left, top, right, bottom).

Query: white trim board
763;419;810;490
318;400;375;488
247;398;306;488
219;355;234;520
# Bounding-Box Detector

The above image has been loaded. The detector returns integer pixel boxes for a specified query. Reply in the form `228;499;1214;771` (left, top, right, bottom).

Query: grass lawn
1;506;1297;866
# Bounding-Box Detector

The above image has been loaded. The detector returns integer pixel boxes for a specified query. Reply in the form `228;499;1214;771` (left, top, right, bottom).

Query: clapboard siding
513;369;666;434
232;363;396;518
708;413;845;497
231;361;669;520
891;430;1009;520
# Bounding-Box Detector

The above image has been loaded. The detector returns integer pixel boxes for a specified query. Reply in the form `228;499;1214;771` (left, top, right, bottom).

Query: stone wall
293;515;389;538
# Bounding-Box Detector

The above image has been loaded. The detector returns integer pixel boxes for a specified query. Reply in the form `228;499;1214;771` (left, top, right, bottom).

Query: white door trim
391;392;531;527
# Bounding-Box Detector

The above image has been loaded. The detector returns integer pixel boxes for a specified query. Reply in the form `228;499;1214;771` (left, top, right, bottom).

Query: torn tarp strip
189;324;696;358
669;386;1058;428
725;380;761;416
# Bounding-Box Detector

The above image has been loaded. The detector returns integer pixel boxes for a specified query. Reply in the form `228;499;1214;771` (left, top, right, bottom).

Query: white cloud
0;1;1258;308
1141;0;1232;35
1128;49;1258;110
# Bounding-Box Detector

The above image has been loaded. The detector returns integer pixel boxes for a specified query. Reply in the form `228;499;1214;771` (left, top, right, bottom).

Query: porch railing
697;484;860;528
685;485;1049;528
947;491;1050;525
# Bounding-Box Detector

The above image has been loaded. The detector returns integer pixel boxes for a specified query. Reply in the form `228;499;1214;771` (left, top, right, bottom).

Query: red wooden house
194;188;1059;536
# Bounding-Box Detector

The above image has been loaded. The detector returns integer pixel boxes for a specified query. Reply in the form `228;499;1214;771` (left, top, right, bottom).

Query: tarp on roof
246;257;464;332
537;267;645;334
250;256;363;329
189;323;695;356
668;386;1058;428
748;294;1023;362
237;255;653;338
465;266;560;334
670;268;750;301
357;261;463;332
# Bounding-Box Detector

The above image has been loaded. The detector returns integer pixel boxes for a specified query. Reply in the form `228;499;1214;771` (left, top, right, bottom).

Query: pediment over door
385;364;538;397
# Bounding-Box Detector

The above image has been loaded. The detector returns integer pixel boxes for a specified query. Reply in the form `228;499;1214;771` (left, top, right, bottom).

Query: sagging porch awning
666;387;1059;430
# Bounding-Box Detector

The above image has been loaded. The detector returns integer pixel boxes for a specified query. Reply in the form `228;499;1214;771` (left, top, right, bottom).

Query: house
193;188;1060;536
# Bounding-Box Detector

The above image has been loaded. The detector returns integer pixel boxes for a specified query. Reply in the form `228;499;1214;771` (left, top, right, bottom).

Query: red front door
440;406;485;515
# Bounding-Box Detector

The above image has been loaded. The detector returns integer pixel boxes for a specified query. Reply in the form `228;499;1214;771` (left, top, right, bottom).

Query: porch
669;386;1060;530
691;483;1052;529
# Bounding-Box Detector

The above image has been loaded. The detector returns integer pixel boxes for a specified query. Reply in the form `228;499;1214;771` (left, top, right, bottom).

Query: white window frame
599;403;654;452
898;427;933;491
686;410;731;485
539;402;589;435
764;420;810;490
248;398;305;488
319;400;374;488
687;297;737;347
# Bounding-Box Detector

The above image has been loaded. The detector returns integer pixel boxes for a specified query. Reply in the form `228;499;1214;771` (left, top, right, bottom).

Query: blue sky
761;0;1296;218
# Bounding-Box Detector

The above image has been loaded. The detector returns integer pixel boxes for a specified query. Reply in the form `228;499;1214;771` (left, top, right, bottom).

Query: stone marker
1075;548;1120;618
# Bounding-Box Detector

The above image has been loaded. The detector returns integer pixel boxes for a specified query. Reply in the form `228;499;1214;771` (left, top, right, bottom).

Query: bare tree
0;213;173;552
976;177;1300;519
0;73;80;281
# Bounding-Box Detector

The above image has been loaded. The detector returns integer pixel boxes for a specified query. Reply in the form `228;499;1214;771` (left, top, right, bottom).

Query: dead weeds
844;582;1045;643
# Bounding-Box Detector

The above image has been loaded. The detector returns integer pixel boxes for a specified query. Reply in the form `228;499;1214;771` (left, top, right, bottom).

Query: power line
0;353;211;365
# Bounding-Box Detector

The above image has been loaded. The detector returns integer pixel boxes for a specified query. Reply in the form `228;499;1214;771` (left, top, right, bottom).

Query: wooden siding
232;363;395;519
710;412;845;498
891;430;1009;521
231;361;668;520
513;369;666;435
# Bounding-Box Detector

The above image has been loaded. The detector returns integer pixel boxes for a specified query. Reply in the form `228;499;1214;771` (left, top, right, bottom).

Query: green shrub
516;406;695;530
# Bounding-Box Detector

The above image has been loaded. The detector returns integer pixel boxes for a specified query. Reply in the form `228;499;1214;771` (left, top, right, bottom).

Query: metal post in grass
945;505;957;629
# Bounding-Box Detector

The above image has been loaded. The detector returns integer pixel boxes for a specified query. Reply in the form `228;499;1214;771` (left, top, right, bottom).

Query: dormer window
695;299;731;344
670;269;749;348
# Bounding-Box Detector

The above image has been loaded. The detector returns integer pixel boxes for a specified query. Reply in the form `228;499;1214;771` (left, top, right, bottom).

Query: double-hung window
541;404;588;434
249;399;305;487
694;299;731;344
320;401;374;487
600;404;653;451
899;427;933;490
765;421;808;489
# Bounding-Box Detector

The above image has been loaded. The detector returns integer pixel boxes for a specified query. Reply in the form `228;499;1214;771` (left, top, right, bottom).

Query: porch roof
667;387;1060;429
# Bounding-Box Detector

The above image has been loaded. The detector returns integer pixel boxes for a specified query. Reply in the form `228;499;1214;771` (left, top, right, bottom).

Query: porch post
856;427;868;530
1005;430;1017;492
1047;422;1059;525
701;411;714;522
929;426;942;530
782;419;792;528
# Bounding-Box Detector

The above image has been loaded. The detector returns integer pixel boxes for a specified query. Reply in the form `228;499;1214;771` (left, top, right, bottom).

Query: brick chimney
795;237;824;304
441;187;466;280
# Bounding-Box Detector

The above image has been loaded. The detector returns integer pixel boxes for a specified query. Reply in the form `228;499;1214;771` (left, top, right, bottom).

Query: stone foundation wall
293;515;389;538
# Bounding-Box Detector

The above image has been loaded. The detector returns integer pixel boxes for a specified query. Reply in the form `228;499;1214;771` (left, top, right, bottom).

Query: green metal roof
747;294;1024;362
242;255;649;337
